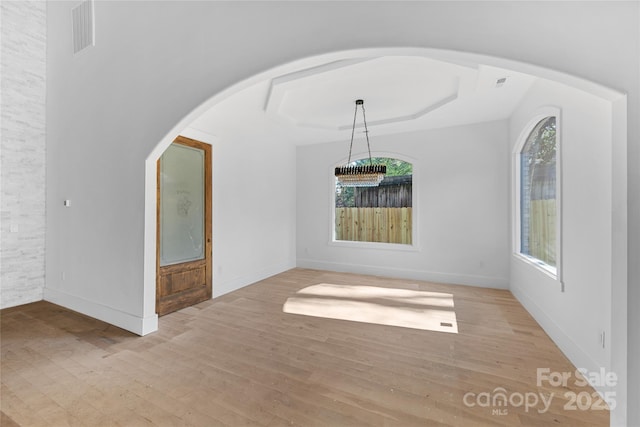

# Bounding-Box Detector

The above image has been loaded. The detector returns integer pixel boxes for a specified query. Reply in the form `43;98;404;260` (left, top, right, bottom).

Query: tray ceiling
188;55;537;146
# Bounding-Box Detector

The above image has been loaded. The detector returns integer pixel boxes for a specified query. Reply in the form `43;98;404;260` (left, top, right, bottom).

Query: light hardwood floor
1;269;609;426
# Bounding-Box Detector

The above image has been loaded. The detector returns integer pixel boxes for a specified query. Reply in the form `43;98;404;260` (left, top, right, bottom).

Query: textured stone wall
1;1;47;308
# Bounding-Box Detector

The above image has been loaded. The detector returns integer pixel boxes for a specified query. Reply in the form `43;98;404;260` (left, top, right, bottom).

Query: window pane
159;143;205;266
335;157;413;245
520;117;556;267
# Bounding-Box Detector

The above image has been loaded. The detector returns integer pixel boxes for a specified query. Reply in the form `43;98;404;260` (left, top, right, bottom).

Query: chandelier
334;99;386;187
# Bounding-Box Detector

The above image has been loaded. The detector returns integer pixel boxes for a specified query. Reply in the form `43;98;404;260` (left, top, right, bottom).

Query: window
335;157;413;245
518;116;557;270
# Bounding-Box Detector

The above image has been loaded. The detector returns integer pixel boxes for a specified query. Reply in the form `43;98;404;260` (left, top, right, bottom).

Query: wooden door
156;136;212;316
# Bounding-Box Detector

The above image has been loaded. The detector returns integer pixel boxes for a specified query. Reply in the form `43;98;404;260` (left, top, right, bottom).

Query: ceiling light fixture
334;99;386;187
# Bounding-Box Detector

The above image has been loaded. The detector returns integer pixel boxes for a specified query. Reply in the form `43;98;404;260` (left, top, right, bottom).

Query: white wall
181;128;297;298
44;2;638;424
509;79;615;396
0;1;46;308
297;121;510;288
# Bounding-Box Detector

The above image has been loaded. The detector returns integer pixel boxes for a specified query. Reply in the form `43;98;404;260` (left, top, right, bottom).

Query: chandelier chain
347;100;358;164
361;102;373;166
347;100;374;166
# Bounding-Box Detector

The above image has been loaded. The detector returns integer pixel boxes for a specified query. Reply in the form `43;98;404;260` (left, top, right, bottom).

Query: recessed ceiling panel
266;56;465;130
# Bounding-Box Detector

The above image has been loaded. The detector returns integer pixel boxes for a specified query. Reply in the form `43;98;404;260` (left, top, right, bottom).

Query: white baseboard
214;260;297;297
296;259;509;289
510;285;606;395
44;288;157;336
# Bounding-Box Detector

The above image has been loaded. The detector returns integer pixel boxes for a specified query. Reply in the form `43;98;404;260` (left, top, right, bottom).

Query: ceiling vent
495;77;508;88
72;0;94;54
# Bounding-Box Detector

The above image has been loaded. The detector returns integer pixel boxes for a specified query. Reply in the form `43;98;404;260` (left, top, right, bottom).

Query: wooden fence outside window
335;207;412;244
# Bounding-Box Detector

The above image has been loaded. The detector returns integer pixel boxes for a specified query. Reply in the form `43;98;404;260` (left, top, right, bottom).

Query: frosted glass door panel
160;143;205;266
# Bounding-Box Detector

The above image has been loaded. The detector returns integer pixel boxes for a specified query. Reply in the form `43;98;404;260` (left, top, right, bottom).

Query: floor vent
72;0;94;54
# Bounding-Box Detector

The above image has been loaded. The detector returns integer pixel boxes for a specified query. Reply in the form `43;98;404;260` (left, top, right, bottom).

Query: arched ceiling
187;55;537;146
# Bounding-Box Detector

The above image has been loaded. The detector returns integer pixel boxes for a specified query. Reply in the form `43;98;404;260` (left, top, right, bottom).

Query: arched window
519;116;557;269
334;157;413;245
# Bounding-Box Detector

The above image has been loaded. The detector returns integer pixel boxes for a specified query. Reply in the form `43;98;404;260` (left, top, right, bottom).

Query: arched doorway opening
142;49;626;424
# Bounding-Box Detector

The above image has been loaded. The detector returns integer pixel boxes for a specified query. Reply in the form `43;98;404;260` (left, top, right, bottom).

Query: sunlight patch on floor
283;283;458;333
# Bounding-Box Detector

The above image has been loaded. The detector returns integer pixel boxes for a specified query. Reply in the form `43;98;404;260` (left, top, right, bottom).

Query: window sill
330;239;419;252
513;253;563;285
